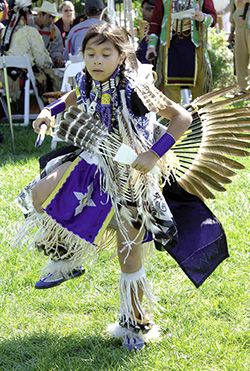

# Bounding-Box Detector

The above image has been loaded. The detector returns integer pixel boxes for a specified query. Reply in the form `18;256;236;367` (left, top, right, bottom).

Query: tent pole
2;55;15;155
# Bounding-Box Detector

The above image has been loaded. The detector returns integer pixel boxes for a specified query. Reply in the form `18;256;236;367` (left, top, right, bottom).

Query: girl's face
62;4;75;22
84;37;124;83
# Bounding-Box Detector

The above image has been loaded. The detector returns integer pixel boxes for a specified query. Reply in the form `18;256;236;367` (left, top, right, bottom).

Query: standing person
15;22;192;350
64;0;105;60
54;1;75;48
228;0;250;95
31;1;64;68
146;0;217;103
136;0;156;65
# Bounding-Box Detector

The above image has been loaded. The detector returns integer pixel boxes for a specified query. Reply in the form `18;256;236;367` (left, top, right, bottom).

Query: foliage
208;28;236;90
132;0;143;36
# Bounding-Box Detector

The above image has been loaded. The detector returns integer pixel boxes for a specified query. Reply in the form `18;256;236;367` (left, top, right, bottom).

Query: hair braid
119;60;126;90
85;69;93;99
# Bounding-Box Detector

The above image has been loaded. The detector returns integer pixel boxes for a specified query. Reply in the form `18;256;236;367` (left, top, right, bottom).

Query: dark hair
82;22;132;57
82;22;137;97
142;0;155;8
85;8;102;16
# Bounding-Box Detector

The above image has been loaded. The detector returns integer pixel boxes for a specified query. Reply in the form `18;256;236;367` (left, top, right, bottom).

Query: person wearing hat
31;1;64;68
64;0;105;60
136;0;155;65
1;0;52;104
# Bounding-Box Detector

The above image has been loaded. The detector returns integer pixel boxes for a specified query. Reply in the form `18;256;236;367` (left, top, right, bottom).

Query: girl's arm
33;90;77;134
132;103;192;173
157;102;192;142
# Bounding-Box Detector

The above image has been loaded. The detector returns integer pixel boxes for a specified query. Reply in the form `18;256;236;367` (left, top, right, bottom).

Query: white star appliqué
74;183;96;216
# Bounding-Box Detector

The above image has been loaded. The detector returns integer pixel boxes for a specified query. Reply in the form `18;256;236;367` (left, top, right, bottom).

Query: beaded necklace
88;67;120;133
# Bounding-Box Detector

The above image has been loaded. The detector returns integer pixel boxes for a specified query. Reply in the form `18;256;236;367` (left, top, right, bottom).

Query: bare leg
32;161;72;213
117;206;144;319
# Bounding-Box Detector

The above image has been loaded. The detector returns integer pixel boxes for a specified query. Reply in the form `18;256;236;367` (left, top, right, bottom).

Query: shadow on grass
0;122;66;167
0;333;136;370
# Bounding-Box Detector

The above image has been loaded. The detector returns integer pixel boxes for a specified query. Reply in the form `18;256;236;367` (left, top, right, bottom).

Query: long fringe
119;266;161;325
12;211;97;276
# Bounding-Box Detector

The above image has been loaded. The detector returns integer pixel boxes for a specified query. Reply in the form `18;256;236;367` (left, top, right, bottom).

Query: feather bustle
200;146;249;157
197;160;236;177
192;85;237;105
197;153;245;169
179;175;216;199
191;164;233;184
187;169;227;191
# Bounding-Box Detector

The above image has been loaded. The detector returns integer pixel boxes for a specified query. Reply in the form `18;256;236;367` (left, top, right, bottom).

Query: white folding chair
0;54;44;126
51;56;85;149
61;55;85;92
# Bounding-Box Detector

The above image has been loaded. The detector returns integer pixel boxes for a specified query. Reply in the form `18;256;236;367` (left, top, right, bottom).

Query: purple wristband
47;99;66;116
150;132;175;158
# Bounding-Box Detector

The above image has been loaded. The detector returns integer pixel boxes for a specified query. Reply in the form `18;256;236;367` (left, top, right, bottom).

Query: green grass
0;121;250;371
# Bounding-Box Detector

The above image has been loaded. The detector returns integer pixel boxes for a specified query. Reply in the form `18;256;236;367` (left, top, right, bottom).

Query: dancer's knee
32;183;46;213
32;161;72;213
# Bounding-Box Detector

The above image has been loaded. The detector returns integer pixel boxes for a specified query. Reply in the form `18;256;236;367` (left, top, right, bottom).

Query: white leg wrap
108;266;161;344
119;266;157;324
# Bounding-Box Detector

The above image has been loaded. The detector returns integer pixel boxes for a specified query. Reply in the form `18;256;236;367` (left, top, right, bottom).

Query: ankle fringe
119;266;160;325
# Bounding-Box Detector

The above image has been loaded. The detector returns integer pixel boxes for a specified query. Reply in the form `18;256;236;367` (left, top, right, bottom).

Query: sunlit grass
0;122;250;370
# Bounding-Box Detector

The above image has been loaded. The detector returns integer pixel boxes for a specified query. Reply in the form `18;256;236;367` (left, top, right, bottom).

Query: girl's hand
33;108;52;134
192;10;205;22
132;150;159;173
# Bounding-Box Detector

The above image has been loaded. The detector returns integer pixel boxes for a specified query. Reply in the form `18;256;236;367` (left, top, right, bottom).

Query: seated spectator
64;0;105;60
1;0;52;104
31;1;64;68
55;1;75;48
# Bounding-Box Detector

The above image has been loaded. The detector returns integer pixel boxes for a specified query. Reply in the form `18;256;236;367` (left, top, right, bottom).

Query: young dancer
15;22;192;349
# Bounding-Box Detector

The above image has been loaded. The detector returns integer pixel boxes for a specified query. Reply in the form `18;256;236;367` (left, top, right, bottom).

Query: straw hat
33;1;63;17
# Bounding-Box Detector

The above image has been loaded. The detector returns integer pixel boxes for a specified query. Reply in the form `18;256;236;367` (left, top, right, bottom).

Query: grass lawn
0;121;250;371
